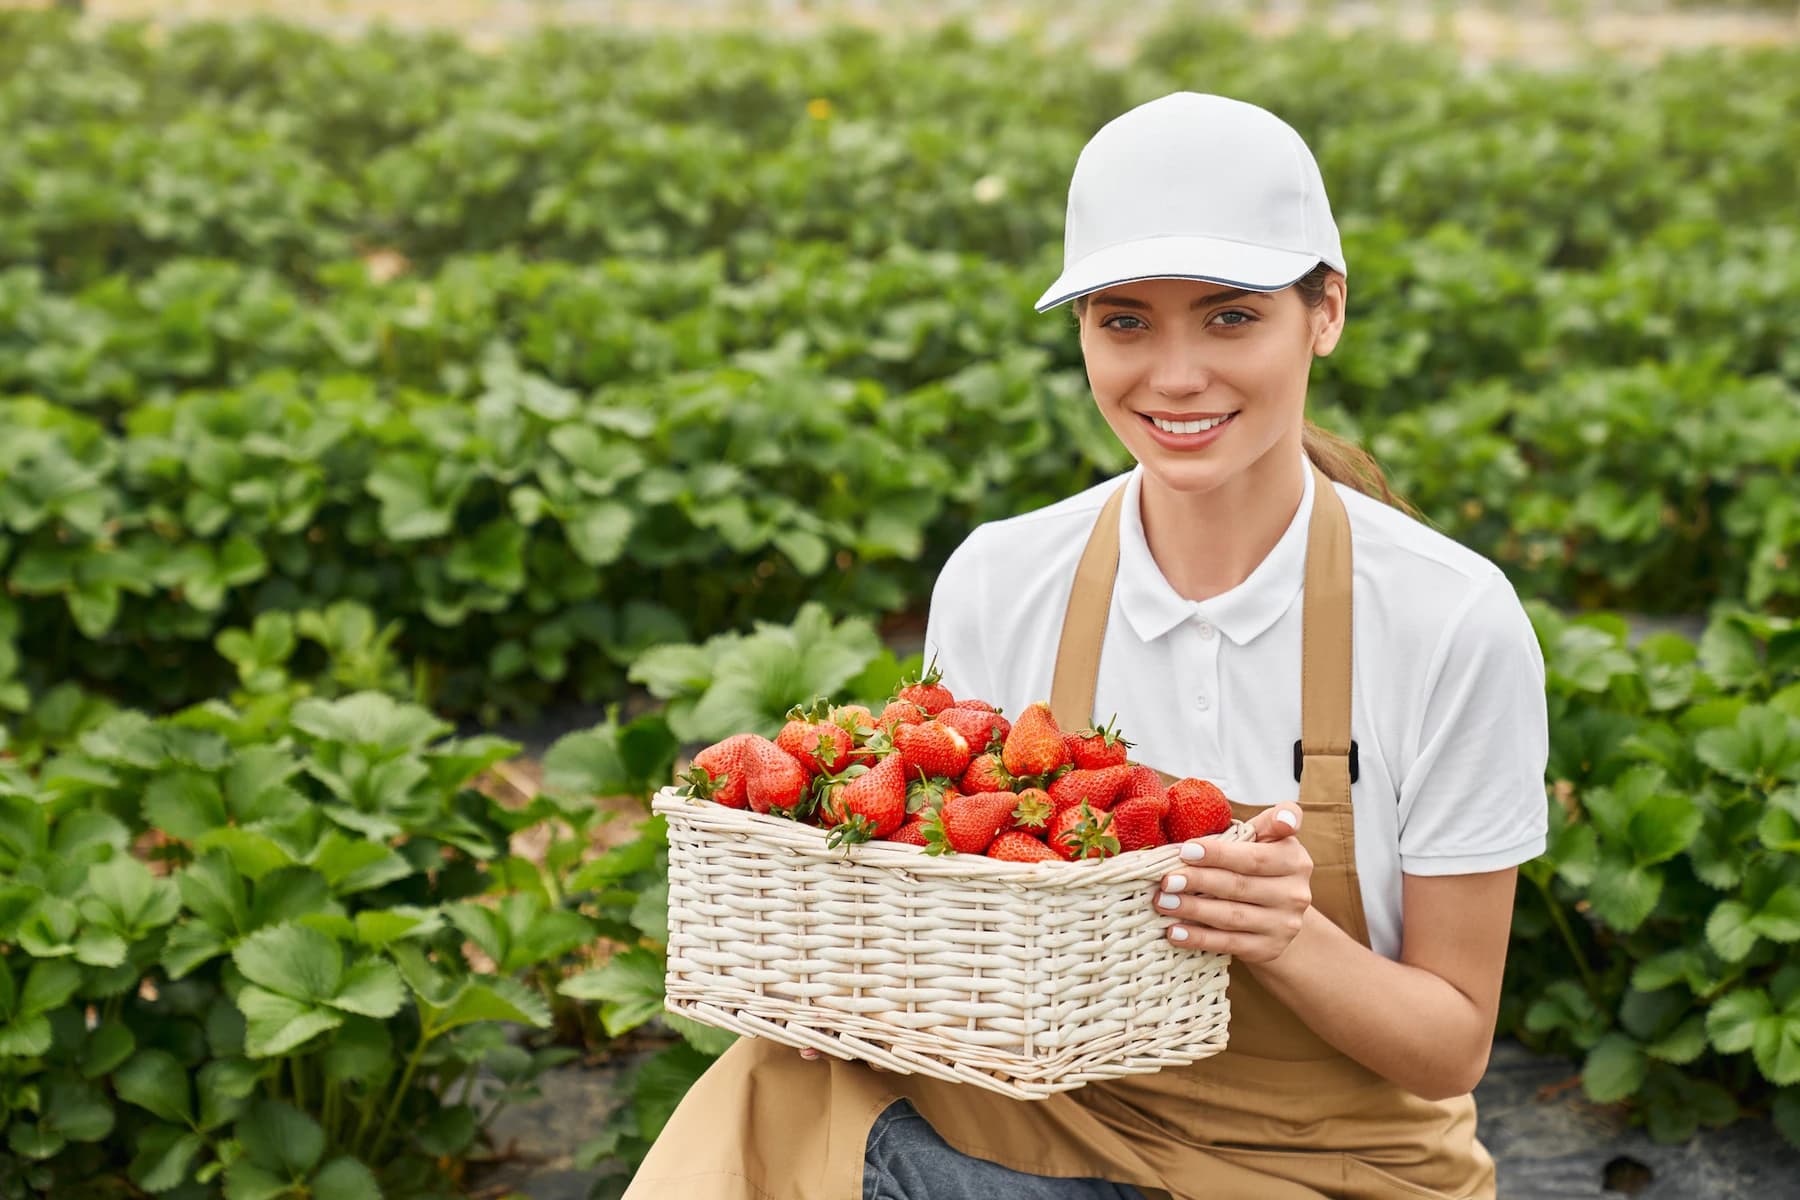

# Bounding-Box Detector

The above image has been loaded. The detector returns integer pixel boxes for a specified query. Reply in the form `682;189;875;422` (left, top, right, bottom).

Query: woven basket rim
652;786;1251;884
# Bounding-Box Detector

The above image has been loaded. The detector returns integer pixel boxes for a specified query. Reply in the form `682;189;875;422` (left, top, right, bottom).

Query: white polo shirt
922;456;1549;962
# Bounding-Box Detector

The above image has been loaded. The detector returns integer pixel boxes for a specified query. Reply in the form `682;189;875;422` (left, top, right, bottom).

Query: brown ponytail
1289;263;1421;520
1071;266;1420;520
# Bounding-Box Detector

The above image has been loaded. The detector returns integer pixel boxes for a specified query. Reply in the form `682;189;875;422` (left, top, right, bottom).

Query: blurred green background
1;2;1798;1197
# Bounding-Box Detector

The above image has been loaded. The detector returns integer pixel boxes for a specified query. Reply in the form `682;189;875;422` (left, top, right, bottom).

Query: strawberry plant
1508;605;1800;1145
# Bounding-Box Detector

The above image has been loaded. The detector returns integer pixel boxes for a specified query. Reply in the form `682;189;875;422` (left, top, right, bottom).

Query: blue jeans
863;1099;1148;1200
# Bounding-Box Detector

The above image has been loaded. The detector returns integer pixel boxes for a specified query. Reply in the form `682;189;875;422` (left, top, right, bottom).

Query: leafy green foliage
0;15;1796;728
1510;607;1800;1146
0;677;681;1197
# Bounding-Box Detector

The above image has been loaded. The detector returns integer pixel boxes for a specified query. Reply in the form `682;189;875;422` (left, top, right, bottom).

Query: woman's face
1077;274;1346;496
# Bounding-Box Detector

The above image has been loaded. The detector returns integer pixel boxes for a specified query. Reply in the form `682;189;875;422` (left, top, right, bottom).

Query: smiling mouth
1141;412;1237;434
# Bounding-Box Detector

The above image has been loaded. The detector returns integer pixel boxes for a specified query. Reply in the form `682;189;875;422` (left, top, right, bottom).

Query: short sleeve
921;528;995;706
1396;570;1549;876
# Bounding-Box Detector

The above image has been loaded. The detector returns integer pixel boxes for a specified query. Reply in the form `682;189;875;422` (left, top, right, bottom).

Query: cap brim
1033;235;1326;312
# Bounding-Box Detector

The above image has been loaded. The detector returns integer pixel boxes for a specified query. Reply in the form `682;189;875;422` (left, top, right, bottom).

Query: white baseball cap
1035;92;1347;312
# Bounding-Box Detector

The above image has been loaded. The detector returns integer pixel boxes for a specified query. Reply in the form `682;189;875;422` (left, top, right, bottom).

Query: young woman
627;92;1548;1200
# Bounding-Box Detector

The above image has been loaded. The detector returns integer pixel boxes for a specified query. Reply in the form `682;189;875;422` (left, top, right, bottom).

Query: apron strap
1047;463;1356;800
1049;482;1130;732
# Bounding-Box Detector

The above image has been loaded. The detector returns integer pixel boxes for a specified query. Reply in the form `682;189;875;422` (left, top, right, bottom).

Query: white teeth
1151;414;1232;434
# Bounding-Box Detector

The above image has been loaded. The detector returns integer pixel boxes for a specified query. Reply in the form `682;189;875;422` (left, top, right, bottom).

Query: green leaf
7;1122;63;1160
42;1075;114;1142
116;1049;194;1126
323;1017;393;1086
311;1156;382;1200
19;958;81;1016
177;851;250;934
417;1104;477;1156
630;1043;715;1142
1697;705;1800;785
83;853;181;935
80;1021;136;1078
559;948;665;1037
431;976;552;1034
1583;1032;1649;1102
1707;900;1760;961
197;1059;262;1132
233;923;342;1002
1588;858;1662;932
1708;988;1772;1055
236;986;343;1058
236;1100;325;1175
162;921;233;980
663;1010;737;1056
143;770;228;841
130;1124;204;1192
328;959;405;1019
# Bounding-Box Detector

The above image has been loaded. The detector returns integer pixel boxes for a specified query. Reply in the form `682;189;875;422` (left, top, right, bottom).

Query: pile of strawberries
678;661;1232;863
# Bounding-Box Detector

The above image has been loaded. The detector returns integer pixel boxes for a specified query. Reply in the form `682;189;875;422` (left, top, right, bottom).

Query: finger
1157;865;1294;904
1247;802;1302;843
1172;836;1306;878
1153;891;1292;936
1164;922;1262;957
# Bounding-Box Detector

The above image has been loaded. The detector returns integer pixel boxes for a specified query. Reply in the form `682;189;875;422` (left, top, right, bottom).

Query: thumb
1247;802;1302;843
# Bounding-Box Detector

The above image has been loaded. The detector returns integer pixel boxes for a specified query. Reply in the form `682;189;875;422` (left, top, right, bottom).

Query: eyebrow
1092;288;1262;310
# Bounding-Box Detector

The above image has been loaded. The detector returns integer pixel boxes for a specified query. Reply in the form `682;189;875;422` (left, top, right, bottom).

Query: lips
1137;410;1238;449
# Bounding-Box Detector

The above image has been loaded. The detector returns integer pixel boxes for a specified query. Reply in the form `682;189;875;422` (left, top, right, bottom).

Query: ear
1310;273;1348;357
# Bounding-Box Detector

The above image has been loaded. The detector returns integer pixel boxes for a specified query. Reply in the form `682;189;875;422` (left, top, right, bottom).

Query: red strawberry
893;721;972;781
1002;703;1069;777
679;732;759;809
958;699;998;713
1067;716;1133;770
886;815;931;847
1006;786;1053;832
745;737;811;817
986;831;1058;863
778;718;854;776
924;791;1020;855
1047;765;1132;814
877;699;929;734
1046;801;1121;862
896;658;956;716
1166;778;1233;842
819;754;908;846
1119;765;1167;802
1110;795;1170;852
936;706;1012;756
961;752;1013;794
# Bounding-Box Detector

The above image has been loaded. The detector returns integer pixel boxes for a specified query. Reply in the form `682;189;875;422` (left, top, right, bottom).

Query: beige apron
626;465;1495;1200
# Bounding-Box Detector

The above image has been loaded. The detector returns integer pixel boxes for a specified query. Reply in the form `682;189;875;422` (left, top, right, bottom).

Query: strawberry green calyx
1069;802;1121;860
906;775;956;815
1010;787;1052;830
827;813;878;849
676;764;725;801
784;697;835;724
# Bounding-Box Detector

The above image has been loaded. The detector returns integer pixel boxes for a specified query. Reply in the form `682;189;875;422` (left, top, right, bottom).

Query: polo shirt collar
1115;456;1316;647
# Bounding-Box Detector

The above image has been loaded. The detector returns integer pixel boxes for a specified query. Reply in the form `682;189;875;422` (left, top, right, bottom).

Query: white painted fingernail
1157;892;1180;910
1276;810;1299;829
1170;926;1189;942
1166;874;1186;892
1179;843;1205;862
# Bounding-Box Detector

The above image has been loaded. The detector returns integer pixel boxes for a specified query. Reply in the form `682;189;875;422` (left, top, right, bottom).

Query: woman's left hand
1152;801;1312;964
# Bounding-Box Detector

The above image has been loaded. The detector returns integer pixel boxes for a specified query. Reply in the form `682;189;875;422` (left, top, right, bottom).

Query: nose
1146;337;1211;399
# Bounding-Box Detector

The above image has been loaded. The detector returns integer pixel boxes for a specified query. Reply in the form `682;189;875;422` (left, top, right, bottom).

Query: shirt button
1198;622;1216;641
1196;694;1212;712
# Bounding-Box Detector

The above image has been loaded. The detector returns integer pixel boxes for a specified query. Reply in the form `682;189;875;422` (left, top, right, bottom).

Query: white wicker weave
653;786;1251;1100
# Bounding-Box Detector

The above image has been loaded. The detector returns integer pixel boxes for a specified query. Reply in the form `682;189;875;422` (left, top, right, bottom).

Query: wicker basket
653;786;1252;1100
